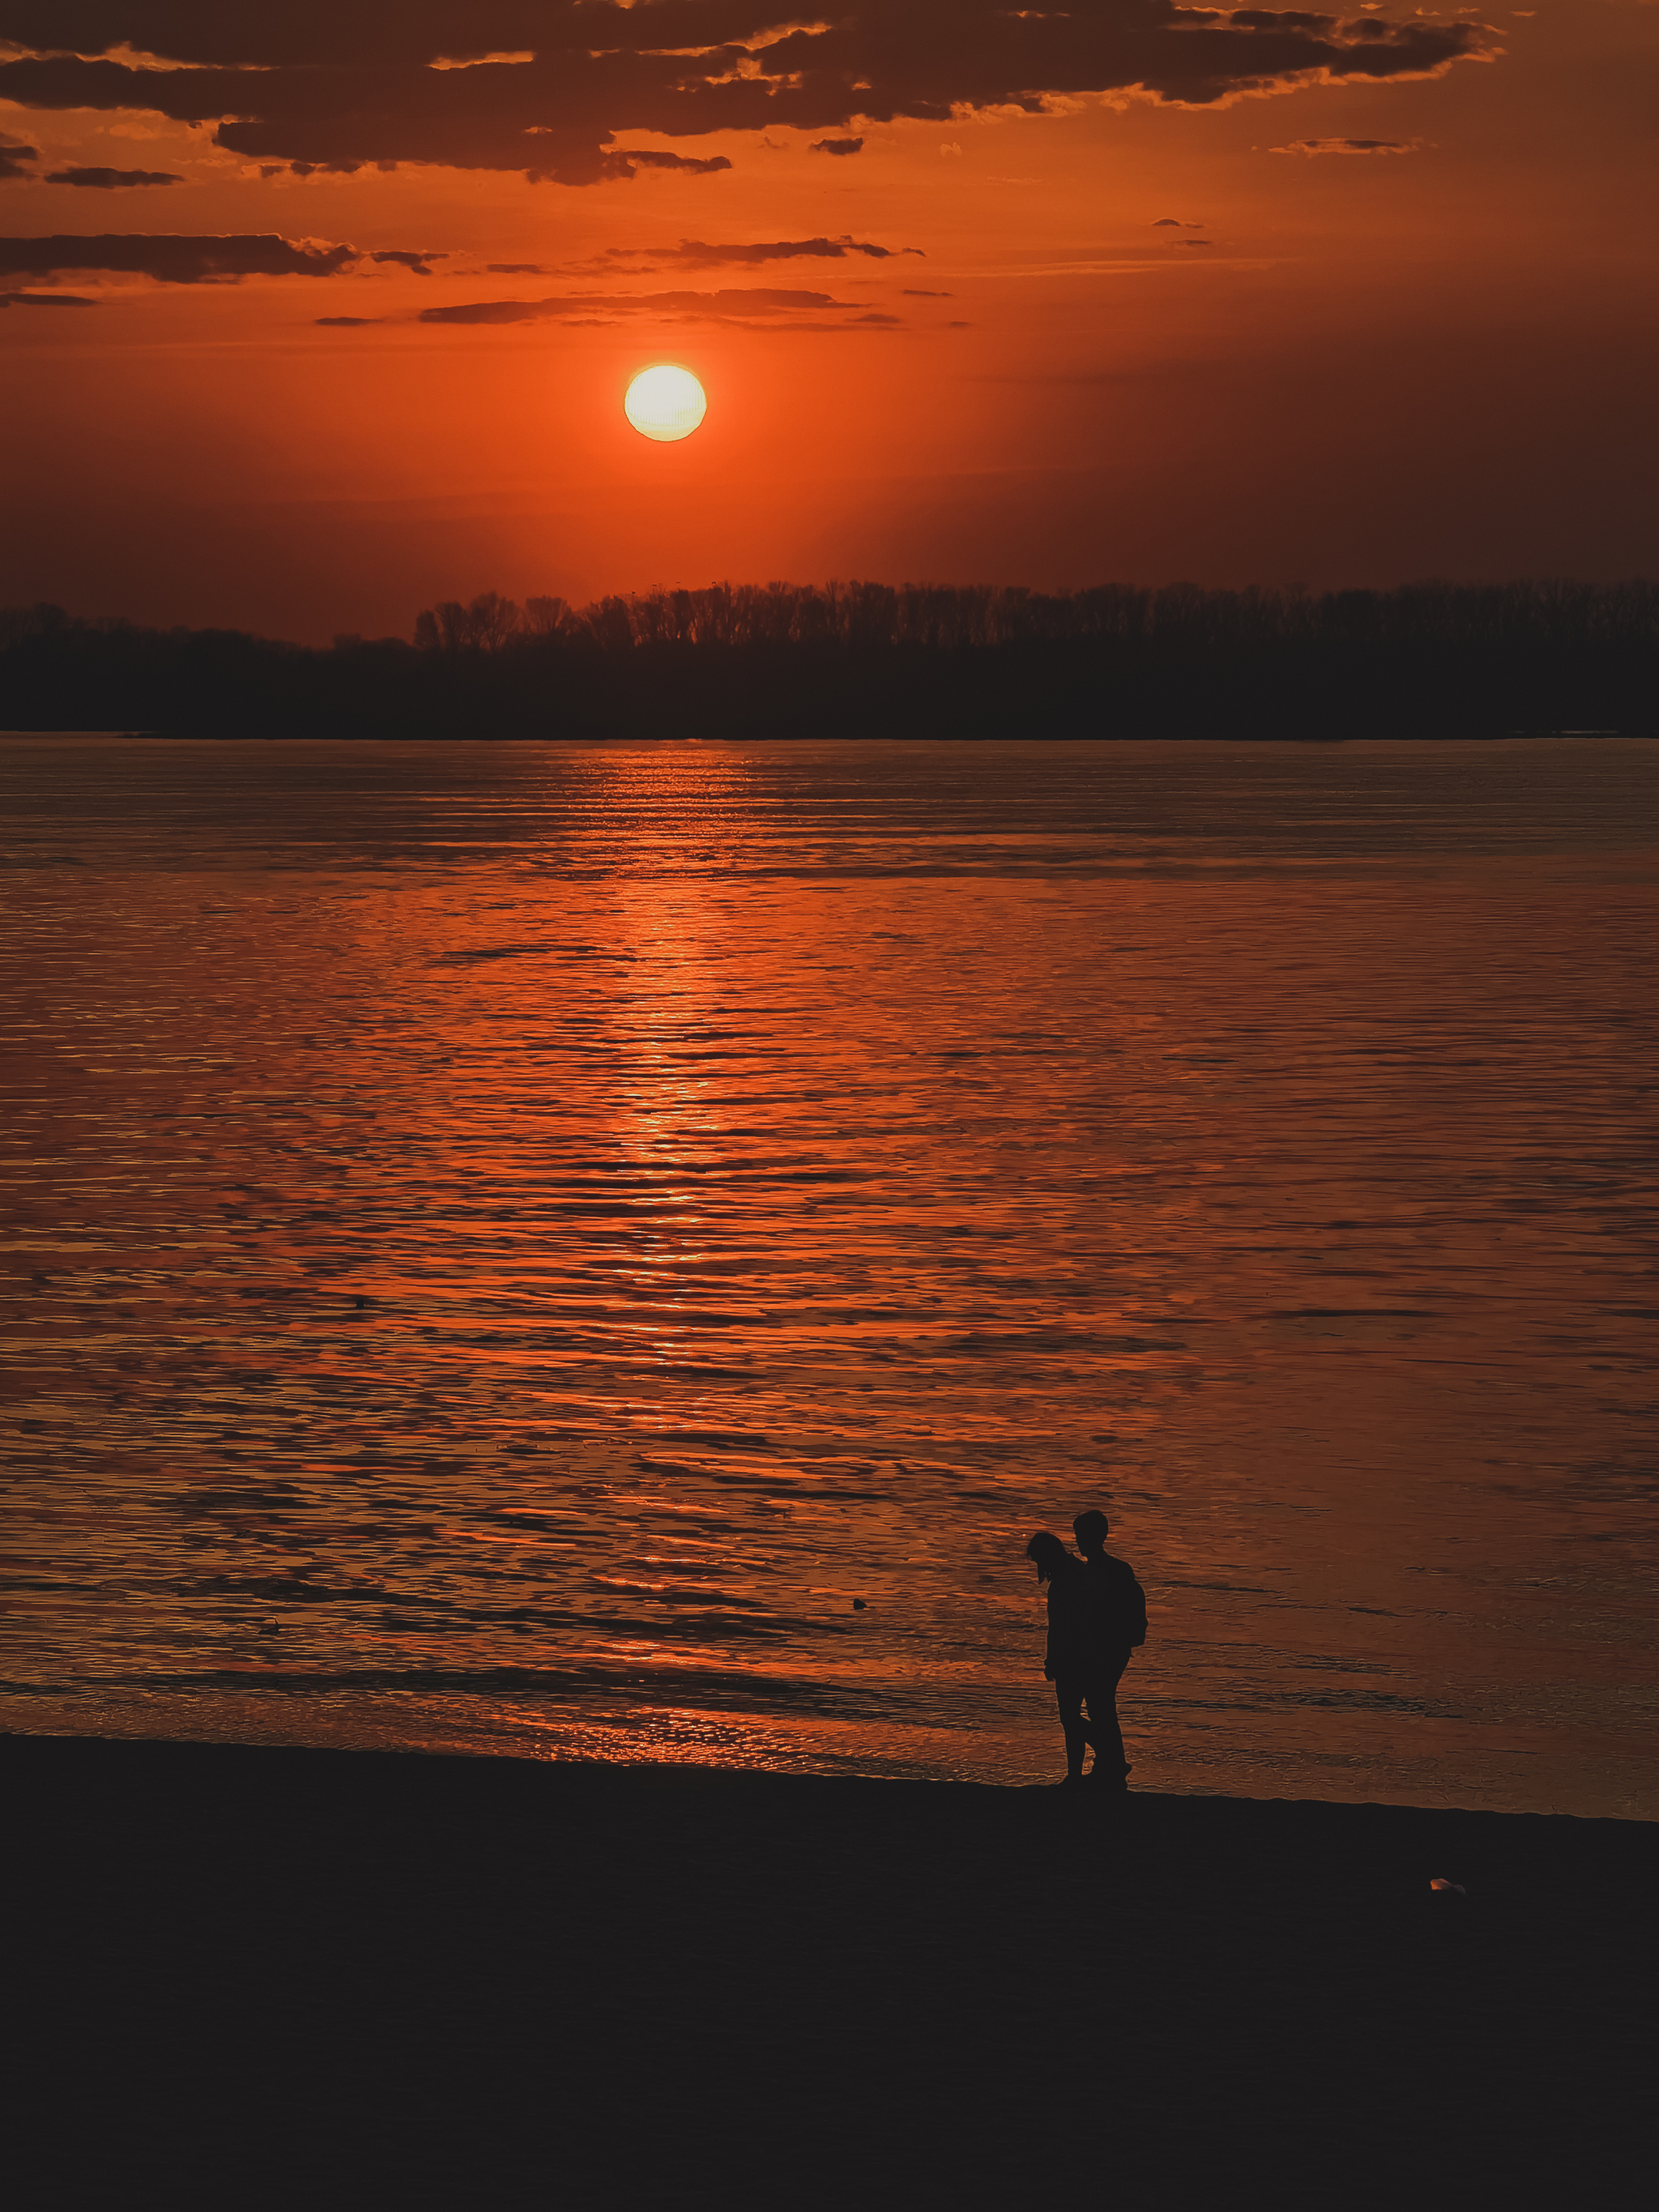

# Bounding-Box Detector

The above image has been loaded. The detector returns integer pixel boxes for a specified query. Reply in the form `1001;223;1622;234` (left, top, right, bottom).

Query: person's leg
1052;1677;1088;1780
1081;1655;1131;1780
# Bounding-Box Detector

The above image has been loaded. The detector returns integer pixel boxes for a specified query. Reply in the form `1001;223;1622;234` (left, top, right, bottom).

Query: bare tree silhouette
4;579;1654;739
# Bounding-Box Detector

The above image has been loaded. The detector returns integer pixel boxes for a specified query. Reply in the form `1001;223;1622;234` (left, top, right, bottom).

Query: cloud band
0;5;1494;186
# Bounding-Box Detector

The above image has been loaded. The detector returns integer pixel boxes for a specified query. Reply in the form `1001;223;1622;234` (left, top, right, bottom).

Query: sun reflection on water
2;735;1657;1816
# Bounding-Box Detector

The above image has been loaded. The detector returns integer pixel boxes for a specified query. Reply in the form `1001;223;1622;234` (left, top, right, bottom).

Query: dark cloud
316;313;379;325
43;165;183;186
0;6;1495;185
902;287;952;296
1;138;39;180
371;247;444;272
609;236;919;268
420;287;867;326
1;286;98;305
849;311;899;325
811;137;865;156
0;233;376;282
605;150;731;178
1270;135;1421;154
486;262;547;274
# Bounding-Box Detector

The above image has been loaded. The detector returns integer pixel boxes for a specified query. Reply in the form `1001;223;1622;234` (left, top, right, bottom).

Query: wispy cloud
45;165;183;188
420;287;893;328
0;233;425;283
1269;137;1426;156
370;248;445;274
599;236;922;271
1;287;99;306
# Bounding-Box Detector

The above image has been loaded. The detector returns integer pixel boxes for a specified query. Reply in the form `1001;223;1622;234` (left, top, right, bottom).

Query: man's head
1073;1508;1110;1559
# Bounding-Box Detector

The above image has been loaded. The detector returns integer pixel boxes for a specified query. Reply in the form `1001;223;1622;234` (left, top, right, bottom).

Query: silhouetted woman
1026;1531;1106;1785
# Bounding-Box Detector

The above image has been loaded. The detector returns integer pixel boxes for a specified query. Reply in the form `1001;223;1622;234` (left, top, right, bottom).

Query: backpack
1124;1571;1148;1649
1097;1556;1148;1649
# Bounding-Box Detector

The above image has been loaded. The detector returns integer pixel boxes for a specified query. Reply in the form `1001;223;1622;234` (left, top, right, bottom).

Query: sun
625;364;708;443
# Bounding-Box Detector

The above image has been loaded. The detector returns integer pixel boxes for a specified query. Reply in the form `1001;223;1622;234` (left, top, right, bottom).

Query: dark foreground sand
7;1737;1653;2211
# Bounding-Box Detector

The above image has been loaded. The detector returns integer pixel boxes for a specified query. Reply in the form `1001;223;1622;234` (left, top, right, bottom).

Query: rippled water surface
3;735;1656;1814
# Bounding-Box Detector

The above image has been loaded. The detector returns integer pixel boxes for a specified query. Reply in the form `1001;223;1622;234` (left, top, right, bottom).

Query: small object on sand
1429;1877;1466;1894
852;1599;867;1611
258;1620;280;1638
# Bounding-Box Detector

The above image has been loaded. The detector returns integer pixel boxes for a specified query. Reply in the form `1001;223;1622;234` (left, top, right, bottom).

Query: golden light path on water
2;737;1656;1814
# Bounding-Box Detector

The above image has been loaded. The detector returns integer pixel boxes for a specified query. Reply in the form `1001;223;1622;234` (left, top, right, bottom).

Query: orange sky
2;3;1656;641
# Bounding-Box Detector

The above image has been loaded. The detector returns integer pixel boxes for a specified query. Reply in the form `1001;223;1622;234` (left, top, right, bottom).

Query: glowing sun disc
625;364;707;442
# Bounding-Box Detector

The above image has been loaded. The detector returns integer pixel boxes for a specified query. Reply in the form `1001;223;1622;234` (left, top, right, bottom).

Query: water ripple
2;736;1656;1814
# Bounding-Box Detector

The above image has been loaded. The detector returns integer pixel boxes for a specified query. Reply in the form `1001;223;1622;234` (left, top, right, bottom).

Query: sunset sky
2;2;1655;641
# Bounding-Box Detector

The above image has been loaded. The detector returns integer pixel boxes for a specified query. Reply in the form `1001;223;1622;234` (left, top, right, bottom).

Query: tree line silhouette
3;579;1654;740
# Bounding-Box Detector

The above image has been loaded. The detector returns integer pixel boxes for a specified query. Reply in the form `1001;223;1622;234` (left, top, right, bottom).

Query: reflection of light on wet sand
1;1689;1060;1783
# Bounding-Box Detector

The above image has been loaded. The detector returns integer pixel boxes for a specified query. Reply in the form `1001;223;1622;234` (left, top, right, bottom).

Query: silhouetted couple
1026;1511;1147;1791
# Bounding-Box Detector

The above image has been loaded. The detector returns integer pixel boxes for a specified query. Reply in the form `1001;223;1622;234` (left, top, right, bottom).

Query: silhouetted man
1070;1508;1147;1789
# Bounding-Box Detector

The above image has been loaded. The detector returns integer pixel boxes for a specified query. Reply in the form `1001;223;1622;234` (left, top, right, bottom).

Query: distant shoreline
5;578;1655;741
6;729;1648;744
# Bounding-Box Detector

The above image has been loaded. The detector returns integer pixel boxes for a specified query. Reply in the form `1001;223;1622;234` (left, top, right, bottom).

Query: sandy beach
8;1735;1651;2210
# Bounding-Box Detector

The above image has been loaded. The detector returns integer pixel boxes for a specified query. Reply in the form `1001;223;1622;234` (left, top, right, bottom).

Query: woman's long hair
1026;1532;1072;1583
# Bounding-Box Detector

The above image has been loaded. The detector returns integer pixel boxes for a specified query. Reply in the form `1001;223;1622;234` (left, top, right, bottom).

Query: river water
3;735;1656;1814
